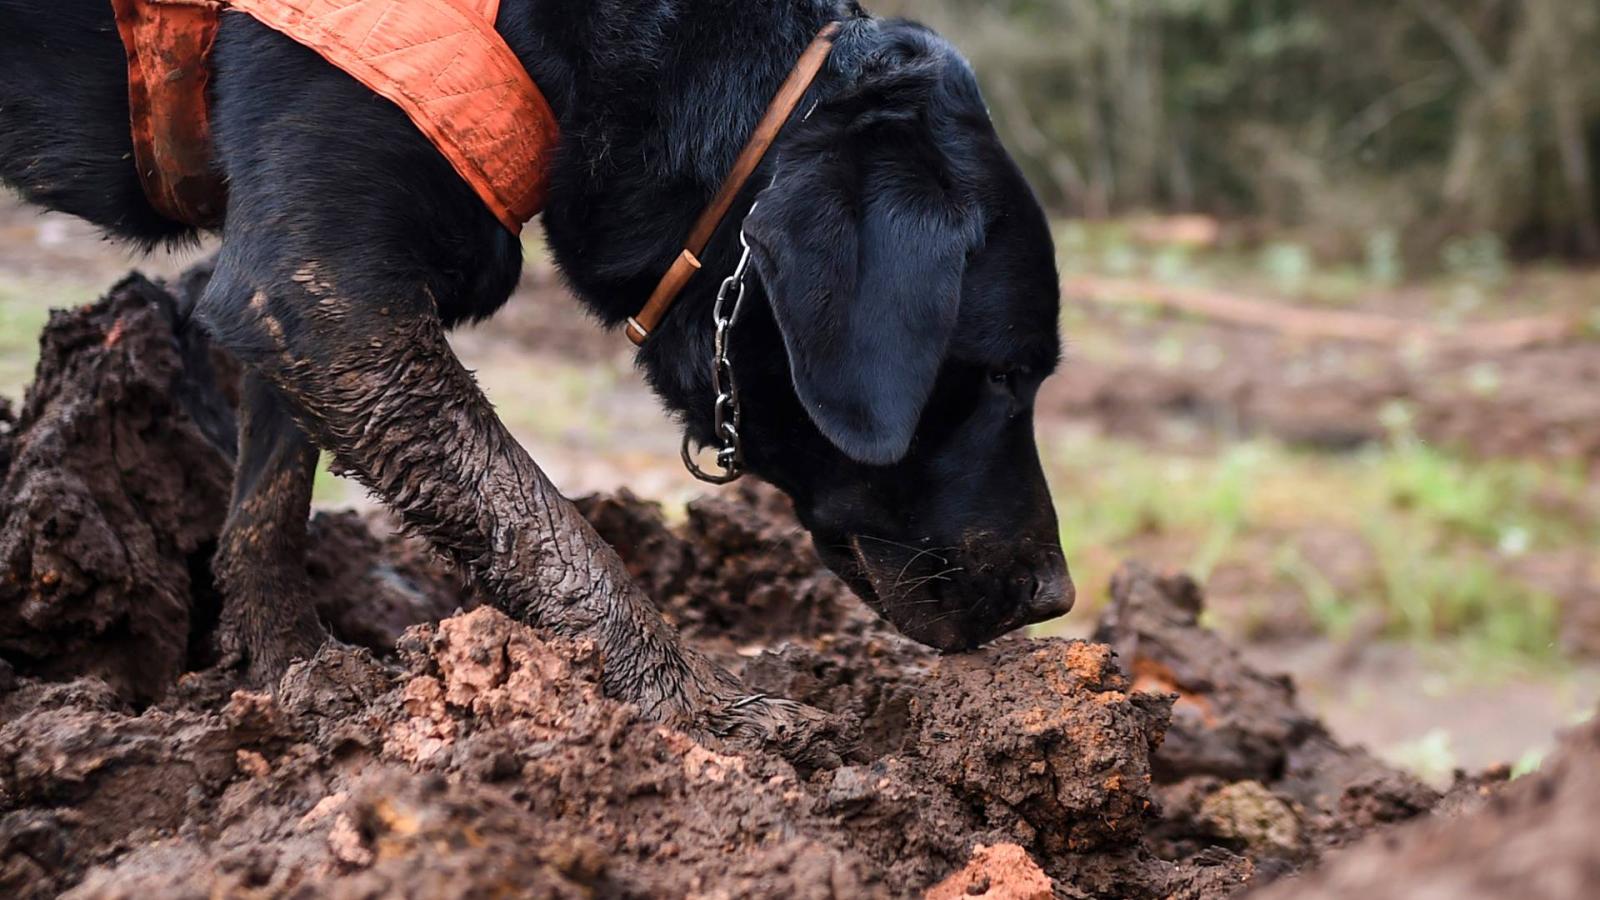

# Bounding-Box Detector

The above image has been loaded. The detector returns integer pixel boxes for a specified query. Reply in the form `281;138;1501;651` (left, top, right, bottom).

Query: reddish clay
925;844;1053;900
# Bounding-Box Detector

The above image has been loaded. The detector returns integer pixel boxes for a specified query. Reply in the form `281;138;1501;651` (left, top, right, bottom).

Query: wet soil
0;275;466;703
0;274;1587;898
0;275;233;704
1252;714;1600;900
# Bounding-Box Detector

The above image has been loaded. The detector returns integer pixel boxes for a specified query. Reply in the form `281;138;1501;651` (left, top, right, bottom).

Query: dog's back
0;0;195;247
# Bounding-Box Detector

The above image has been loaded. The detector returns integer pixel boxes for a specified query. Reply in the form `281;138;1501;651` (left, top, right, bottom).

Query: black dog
0;0;1070;748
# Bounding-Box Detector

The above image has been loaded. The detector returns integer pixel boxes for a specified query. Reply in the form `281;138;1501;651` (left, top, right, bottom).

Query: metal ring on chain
682;432;744;484
682;217;759;485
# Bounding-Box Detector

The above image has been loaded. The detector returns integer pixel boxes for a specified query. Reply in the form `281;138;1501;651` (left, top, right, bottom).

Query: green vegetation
1053;217;1600;316
0;279;85;399
1043;430;1590;668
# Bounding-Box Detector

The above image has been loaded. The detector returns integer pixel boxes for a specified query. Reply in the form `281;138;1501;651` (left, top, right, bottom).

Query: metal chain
681;224;756;484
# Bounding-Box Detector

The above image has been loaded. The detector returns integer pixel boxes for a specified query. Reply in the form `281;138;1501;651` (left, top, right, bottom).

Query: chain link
682;224;757;484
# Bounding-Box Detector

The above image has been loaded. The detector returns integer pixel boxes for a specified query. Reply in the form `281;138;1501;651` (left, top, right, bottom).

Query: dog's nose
1019;560;1075;626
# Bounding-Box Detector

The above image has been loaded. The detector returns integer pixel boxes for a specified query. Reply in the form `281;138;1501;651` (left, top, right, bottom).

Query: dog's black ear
745;71;981;466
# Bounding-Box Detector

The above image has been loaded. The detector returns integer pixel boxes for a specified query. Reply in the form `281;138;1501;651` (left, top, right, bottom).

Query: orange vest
110;0;560;234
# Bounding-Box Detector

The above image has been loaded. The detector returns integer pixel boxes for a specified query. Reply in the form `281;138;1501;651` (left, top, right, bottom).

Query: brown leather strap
627;21;843;345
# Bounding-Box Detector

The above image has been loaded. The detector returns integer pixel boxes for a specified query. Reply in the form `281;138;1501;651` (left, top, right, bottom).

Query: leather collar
626;22;843;346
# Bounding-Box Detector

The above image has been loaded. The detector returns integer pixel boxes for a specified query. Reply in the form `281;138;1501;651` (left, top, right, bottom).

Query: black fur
0;0;1072;652
0;0;192;246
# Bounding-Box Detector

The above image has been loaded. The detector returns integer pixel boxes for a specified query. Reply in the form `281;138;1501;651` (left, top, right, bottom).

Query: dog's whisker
896;567;964;597
853;534;929;555
892;546;956;587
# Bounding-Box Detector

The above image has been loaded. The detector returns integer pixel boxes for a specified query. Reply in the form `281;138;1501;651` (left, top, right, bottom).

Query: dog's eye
987;368;1018;390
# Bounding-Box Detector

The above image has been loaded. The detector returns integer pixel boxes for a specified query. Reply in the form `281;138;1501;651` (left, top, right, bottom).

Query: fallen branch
1065;275;1584;352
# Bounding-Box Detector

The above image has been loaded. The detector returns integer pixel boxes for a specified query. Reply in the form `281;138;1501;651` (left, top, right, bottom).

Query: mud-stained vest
110;0;560;234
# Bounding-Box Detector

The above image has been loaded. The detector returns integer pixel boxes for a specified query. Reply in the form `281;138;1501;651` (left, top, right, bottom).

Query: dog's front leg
201;272;836;763
213;372;326;682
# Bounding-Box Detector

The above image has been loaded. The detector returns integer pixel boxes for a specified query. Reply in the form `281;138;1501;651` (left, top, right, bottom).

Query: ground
0;284;1522;896
8;283;1600;897
1;200;1599;895
2;199;1596;776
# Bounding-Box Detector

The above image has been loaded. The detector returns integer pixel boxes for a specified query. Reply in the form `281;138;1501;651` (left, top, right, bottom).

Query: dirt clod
925;844;1053;900
1095;563;1441;871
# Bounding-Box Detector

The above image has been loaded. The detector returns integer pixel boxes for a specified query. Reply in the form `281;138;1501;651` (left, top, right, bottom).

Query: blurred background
2;0;1598;789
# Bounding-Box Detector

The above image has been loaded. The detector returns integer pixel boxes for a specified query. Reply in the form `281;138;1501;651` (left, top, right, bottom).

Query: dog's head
725;20;1070;651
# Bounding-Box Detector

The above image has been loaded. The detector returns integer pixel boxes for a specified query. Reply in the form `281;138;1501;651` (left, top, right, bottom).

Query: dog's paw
217;616;330;690
697;694;847;772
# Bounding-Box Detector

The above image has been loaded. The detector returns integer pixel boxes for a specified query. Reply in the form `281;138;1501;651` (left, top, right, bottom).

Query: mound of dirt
0;271;1555;899
1095;566;1444;870
0;276;233;704
577;488;863;649
2;598;1193;898
1252;714;1600;900
0;276;470;703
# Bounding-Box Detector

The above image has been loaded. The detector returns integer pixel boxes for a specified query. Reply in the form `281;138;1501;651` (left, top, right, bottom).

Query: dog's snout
1018;558;1075;626
820;531;1077;651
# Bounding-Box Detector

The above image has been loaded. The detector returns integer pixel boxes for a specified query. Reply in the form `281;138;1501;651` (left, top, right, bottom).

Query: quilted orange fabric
112;0;559;233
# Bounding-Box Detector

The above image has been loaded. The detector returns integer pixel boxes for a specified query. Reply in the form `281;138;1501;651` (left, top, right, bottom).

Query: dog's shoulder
207;14;522;326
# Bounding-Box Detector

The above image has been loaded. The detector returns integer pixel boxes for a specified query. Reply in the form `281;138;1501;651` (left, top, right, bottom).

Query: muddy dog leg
212;372;327;682
202;275;834;760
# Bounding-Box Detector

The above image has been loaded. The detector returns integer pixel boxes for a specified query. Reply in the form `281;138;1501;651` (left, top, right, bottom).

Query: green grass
1052;217;1576;316
1273;542;1362;641
1374;433;1587;548
0;279;73;399
471;356;624;445
1364;516;1562;663
1044;431;1590;668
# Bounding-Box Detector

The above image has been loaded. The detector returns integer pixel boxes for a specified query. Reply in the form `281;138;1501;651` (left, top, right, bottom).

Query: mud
1252;714;1600;900
301;510;473;657
0;275;233;703
0;274;1582;899
1093;566;1453;875
0;276;469;700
